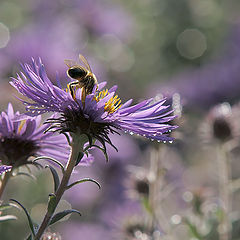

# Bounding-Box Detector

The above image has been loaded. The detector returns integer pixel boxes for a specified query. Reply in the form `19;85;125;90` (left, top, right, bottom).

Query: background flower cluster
1;0;240;239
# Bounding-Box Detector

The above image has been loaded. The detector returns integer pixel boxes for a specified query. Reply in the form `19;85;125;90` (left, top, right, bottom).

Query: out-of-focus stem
149;145;177;240
34;136;85;240
218;144;232;240
0;169;12;199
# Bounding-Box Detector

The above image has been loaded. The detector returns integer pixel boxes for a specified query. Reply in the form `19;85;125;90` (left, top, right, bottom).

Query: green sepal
10;199;36;236
33;156;65;174
66;178;101;190
0;215;17;221
49;209;81;226
45;165;60;193
47;194;57;215
75;152;84;166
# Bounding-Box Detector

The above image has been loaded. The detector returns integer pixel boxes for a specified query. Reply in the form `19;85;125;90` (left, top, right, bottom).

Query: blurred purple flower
100;200;152;239
0;103;70;168
59;222;111;240
0;165;12;176
148;22;240;109
11;58;177;154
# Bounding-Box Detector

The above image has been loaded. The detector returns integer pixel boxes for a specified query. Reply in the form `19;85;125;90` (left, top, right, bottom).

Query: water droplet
163;141;166;143
169;130;172;132
130;131;134;135
151;139;154;141
153;133;157;136
157;140;161;143
169;141;173;144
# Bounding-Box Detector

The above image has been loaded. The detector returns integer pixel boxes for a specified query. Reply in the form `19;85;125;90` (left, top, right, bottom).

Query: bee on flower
10;57;178;158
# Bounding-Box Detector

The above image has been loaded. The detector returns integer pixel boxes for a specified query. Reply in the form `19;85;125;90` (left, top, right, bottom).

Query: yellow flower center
95;89;122;114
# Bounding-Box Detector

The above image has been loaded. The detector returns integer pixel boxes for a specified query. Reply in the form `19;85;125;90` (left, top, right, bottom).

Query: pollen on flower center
95;89;122;114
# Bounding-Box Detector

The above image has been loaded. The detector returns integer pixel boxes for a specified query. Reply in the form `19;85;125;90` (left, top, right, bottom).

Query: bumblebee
64;54;98;102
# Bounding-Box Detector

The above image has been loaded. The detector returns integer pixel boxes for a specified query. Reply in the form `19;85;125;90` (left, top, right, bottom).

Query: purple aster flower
10;58;177;155
0;103;70;168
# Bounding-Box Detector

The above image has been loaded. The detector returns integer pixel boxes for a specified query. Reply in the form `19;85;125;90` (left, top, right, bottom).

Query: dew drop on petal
169;141;173;144
163;141;166;143
130;131;134;135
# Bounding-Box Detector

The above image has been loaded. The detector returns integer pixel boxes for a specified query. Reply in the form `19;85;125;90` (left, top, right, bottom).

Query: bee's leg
67;82;78;99
81;88;87;108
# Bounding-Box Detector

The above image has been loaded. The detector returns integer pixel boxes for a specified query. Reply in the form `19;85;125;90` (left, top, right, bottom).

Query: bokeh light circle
0;22;10;48
176;29;207;59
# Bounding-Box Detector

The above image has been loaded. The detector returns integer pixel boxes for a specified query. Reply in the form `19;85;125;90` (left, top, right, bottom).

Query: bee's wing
79;54;92;72
64;59;79;68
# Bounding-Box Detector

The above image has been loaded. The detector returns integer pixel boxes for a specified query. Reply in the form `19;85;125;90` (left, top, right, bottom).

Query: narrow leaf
84;144;109;162
45;165;60;192
47;194;57;214
0;215;17;221
49;209;81;226
15;172;37;181
67;178;101;190
33;156;65;173
26;234;33;240
75;152;84;166
0;203;14;211
10;199;36;236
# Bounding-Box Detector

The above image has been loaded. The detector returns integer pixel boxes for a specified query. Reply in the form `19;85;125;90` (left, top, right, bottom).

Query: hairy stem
34;136;85;240
0;169;12;199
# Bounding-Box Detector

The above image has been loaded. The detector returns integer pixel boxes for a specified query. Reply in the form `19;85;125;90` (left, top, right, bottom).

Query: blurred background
1;0;240;239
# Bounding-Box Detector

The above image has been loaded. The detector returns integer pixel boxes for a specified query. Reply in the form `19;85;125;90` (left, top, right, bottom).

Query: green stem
217;144;232;240
34;136;85;240
0;169;12;199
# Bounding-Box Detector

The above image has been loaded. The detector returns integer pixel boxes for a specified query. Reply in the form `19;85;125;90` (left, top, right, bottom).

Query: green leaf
66;178;101;190
47;194;57;214
45;165;60;192
10;199;36;236
33;156;65;173
75;152;84;166
0;215;17;221
49;209;81;226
